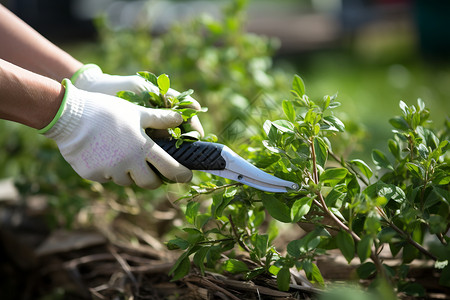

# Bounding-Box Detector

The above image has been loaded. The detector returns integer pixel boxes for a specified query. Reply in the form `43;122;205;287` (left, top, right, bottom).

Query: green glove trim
38;79;70;134
70;64;101;84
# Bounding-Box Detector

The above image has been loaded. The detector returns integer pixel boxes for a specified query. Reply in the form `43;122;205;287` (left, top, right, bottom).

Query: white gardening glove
39;79;193;189
71;64;204;137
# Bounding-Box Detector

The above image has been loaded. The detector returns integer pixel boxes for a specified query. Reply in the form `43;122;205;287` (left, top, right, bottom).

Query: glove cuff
39;79;84;140
71;64;103;89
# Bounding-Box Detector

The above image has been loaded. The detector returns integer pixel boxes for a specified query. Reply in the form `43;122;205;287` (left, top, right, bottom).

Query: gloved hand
71;64;204;137
40;79;193;189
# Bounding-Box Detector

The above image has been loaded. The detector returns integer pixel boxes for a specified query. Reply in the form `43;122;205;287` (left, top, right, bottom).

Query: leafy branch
163;74;448;297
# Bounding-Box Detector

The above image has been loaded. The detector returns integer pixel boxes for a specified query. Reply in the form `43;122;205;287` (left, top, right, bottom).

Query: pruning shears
155;139;299;193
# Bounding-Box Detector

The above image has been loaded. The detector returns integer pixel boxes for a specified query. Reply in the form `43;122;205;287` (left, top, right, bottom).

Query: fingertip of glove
141;108;183;129
129;169;163;190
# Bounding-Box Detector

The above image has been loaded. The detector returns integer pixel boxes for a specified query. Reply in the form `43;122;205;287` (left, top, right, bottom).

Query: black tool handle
154;139;226;170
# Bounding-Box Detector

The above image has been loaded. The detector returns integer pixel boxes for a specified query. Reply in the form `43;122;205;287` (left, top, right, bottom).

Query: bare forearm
0;4;83;81
0;58;64;129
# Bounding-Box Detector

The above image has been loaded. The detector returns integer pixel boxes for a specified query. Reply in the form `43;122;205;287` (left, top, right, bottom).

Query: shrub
167;74;449;297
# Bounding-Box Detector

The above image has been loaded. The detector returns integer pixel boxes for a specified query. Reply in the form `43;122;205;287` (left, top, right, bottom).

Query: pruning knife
155;139;299;193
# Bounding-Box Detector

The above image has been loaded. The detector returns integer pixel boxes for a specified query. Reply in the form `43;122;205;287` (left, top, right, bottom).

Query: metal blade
202;146;299;193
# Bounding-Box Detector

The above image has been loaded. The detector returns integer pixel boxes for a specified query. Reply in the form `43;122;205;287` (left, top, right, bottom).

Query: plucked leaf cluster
117;71;207;146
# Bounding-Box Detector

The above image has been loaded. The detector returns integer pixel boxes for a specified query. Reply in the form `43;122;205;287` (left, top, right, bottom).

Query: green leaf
364;213;381;235
144;91;163;107
167;237;189;250
336;230;355;263
399;100;409;116
137;71;158;86
185;201;199;225
175;89;194;101
325;187;345;208
282;100;296;122
177;108;198;121
309;263;324;286
291;197;313;222
157;74;170;95
375;182;406;203
406;162;425;179
389;116;409;131
346;174;360;198
356;262;376;279
324;115;345;132
388;139;400;160
116;91;143;104
403;243;419;263
223;259;249;274
428;215;447;234
287;239;303;258
389;241;403;257
262;140;285;154
176;100;194;108
377;227;398;243
433;170;450;185
371;149;393;170
314;137;328;168
252;234;269;259
169;127;182;139
181;131;201;141
211;193;223;218
245;267;265;280
322;95;331;110
193;246;209;275
292;74;305;97
169;255;191;281
183;228;203;244
314;123;321;135
195;214;211;230
320;168;348;185
350;159;373;179
417;98;426;111
175;139;184;148
398;282;426;297
328;101;341;109
287;228;330;258
417;143;429;159
272;119;295;133
302;261;324;286
277;267;291;291
357;235;373;263
261;194;291;223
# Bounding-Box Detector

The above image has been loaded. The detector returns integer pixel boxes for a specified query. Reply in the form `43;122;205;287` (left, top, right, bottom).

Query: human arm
0;4;204;136
0;58;64;129
0;4;83;82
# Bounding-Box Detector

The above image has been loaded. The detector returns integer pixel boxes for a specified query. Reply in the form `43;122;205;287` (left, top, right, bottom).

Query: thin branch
107;244;138;292
296;219;340;233
329;151;370;187
197;238;235;245
310;139;319;184
309;138;387;280
183;183;243;202
228;214;251;253
185;275;241;300
376;207;437;260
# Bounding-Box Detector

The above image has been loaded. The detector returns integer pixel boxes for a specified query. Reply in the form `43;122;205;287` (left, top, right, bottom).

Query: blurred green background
3;0;448;150
0;0;449;227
